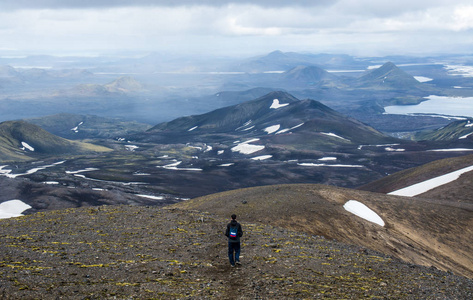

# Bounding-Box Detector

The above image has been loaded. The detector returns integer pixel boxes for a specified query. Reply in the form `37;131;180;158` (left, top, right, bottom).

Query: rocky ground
0;205;472;299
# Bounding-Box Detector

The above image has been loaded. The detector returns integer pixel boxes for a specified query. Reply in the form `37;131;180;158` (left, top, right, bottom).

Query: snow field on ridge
388;165;473;197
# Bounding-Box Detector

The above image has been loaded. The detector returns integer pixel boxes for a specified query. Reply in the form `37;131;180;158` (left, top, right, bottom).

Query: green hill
0;120;111;162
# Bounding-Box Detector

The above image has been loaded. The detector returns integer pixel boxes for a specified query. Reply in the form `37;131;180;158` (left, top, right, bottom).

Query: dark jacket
225;220;243;243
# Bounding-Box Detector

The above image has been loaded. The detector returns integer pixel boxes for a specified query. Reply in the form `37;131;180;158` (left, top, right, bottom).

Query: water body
384;95;473;118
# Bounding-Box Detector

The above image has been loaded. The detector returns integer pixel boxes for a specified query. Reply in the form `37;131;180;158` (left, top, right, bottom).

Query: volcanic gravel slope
0;205;472;299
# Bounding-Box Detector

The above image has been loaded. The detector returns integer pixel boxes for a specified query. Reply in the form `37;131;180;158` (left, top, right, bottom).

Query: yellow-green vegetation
0;120;112;162
0;205;471;299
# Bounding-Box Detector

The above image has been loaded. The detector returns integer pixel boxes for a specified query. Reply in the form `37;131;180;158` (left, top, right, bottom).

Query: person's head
231;214;237;220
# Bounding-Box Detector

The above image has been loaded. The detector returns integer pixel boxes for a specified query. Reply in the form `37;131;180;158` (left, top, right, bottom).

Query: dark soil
0;205;471;299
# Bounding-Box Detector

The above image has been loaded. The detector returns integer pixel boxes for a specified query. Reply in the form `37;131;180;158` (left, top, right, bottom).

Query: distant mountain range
234;50;366;72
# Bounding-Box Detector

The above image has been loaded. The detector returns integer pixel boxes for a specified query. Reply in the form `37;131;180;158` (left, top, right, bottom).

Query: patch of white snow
264;124;280;134
318;157;337;161
414;76;433;82
427;148;473;152
321;132;350;141
0;200;32;219
385;147;405;152
459;132;473;139
21;142;34;151
159;161;202;171
251;155;272;161
188;126;198;132
231;139;265;155
219;163;234;167
125;145;139;151
137;194;165;200
388;165;473;197
66;168;99;174
270;99;289;109
298;163;363;168
343;200;385;226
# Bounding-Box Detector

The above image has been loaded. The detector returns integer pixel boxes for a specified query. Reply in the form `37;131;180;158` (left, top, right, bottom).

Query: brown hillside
174;184;473;278
0;206;472;299
360;154;473;203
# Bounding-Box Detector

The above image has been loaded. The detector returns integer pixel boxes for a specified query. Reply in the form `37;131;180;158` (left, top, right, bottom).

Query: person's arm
238;224;243;237
225;224;229;237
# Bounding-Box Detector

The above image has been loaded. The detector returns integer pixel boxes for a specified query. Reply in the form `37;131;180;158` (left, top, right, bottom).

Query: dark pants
228;242;240;265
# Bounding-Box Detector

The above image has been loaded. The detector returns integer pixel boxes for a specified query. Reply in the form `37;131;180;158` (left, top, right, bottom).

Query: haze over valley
1;0;473;298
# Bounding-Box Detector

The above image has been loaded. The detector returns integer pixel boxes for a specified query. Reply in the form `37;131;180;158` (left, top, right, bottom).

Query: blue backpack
229;226;238;240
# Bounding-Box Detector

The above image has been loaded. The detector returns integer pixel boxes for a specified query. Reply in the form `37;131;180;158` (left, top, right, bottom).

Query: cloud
0;0;333;10
1;0;472;56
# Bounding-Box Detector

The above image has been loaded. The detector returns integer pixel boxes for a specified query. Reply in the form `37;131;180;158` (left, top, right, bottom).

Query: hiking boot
236;261;241;265
231;264;235;267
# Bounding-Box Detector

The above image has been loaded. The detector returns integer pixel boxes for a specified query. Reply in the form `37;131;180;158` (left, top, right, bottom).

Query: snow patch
264;124;280;134
125;145;139;151
0;200;32;219
159;161;202;171
1;161;65;178
236;120;253;131
343;200;385;226
388;165;473;197
218;163;234;167
66;168;99;174
427;148;473;152
414;76;433;83
459;132;473;139
218;150;225;155
318;157;337;161
188;126;198;132
270;99;289;109
251;155;272;161
385;147;405;152
321;132;350;141
71;121;84;133
137;194;165;200
231;139;265;155
21;142;34;151
298;163;363;168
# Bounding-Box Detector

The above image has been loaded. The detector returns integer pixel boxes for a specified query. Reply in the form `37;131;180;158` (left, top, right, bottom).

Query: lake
384;95;473;118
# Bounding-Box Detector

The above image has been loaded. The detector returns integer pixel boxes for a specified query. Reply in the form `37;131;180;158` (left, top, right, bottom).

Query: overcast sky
1;0;472;57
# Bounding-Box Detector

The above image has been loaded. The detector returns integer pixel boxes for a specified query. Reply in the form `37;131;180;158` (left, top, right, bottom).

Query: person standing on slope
225;214;243;267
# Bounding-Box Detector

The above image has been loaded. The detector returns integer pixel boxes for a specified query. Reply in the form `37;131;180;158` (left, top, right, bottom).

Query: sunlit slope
360;153;473;203
415;118;473;141
0;120;111;162
175;183;473;278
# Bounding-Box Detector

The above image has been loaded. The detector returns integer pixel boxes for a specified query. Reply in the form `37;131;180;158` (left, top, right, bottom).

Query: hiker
225;214;243;267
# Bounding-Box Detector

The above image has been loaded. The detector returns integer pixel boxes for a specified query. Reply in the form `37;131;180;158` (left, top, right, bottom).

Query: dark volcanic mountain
0;120;111;161
357;62;421;89
140;91;396;149
281;65;342;88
